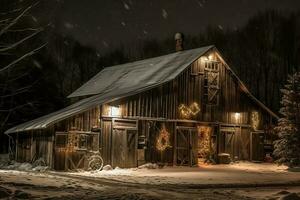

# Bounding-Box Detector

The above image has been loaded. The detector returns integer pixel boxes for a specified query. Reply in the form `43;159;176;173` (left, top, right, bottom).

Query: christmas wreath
156;126;171;151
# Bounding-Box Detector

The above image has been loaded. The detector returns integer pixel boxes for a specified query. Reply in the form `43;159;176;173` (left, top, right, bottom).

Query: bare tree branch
6;27;41;32
0;2;39;37
0;102;35;112
0;43;47;73
0;28;43;52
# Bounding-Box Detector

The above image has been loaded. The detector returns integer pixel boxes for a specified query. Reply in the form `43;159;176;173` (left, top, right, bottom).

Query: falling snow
64;22;74;29
123;2;130;10
121;22;126;26
102;41;109;47
162;9;168;19
218;25;223;30
143;30;148;34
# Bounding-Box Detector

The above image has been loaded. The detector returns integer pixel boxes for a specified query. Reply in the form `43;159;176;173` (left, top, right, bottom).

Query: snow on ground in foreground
0;168;300;199
0;162;300;199
69;162;298;186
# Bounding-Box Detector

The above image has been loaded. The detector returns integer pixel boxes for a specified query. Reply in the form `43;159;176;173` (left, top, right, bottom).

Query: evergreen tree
274;72;300;167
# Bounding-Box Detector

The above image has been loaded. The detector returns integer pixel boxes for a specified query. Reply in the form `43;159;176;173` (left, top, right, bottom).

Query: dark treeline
1;7;299;153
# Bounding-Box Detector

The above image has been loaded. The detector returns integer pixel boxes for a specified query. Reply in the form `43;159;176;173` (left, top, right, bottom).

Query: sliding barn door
111;119;138;168
176;128;197;166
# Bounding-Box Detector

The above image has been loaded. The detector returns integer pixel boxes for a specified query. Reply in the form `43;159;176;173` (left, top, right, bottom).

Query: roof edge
67;45;215;98
213;47;279;120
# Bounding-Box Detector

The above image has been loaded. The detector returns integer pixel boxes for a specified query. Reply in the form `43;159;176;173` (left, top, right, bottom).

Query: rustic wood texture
111;50;273;128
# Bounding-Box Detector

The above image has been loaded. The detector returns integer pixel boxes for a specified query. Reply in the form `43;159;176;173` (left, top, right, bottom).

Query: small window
55;134;67;148
78;134;87;149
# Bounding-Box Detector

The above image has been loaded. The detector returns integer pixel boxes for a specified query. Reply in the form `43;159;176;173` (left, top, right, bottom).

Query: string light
251;111;259;130
197;126;212;158
179;102;201;118
156;125;171;151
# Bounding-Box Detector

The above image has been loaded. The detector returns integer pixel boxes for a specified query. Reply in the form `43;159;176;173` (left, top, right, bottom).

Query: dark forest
0;0;300;153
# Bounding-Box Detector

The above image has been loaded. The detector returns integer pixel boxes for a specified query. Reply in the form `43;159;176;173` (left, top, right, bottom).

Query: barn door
220;130;235;159
176;128;197;166
112;129;126;168
224;132;235;157
111;119;138;168
126;130;138;167
250;132;265;161
111;128;137;168
101;119;112;166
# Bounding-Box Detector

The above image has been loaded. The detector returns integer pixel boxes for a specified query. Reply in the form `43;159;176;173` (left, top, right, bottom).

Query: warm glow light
190;102;200;115
234;112;240;121
200;56;209;62
251;111;259;130
208;54;214;60
110;106;120;116
156;125;171;151
179;102;200;118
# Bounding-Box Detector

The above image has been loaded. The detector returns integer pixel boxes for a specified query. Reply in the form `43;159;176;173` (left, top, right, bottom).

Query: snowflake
123;2;130;10
143;30;148;34
102;41;109;47
162;9;168;19
197;0;203;7
64;22;74;29
218;25;223;30
121;22;126;26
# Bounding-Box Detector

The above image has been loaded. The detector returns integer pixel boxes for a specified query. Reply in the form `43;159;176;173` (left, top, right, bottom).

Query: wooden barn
5;39;279;170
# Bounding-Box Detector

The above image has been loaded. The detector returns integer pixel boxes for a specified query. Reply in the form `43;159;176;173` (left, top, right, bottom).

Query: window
204;61;220;105
55;134;67;148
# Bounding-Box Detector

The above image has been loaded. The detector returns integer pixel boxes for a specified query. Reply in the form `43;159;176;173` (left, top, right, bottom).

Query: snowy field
0;162;300;199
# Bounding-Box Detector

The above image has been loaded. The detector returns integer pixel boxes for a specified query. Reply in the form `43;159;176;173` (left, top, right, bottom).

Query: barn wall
15;129;54;167
106;50;272;128
55;106;101;132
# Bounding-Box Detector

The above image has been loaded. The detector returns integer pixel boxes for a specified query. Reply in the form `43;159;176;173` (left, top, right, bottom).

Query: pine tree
274;72;300;167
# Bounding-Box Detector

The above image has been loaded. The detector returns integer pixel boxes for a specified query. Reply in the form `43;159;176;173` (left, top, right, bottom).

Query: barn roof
68;46;213;98
5;45;278;134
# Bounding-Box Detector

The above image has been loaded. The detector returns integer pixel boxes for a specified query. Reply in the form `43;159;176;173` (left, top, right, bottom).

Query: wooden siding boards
8;47;278;168
115;51;272;126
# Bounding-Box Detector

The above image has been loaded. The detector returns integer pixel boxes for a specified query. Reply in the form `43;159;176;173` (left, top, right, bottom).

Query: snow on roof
5;45;279;134
5;46;213;134
68;46;213;98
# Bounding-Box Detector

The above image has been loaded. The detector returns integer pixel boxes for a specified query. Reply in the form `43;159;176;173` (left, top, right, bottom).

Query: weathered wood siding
55;106;100;132
16;129;54;167
105;50;272;128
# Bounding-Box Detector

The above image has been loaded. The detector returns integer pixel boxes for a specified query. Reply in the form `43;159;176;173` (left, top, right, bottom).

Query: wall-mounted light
234;112;241;122
200;56;209;62
109;106;120;117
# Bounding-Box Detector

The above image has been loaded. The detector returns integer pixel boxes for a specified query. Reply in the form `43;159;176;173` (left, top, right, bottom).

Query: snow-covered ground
68;162;300;187
0;162;300;199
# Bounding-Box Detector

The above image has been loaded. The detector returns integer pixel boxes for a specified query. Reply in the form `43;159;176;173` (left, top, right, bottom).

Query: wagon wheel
88;155;104;171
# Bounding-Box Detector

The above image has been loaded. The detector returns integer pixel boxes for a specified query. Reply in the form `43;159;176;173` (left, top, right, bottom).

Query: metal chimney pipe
175;32;184;52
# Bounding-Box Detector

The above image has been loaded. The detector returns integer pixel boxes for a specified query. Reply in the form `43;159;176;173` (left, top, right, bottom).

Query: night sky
45;0;300;51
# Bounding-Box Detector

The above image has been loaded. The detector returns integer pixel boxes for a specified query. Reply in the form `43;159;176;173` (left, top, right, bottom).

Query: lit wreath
156;126;171;151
